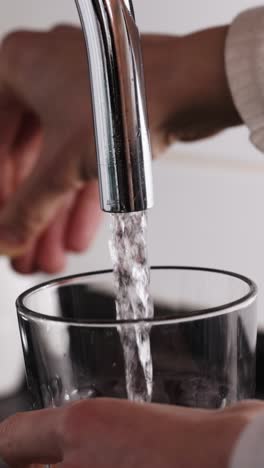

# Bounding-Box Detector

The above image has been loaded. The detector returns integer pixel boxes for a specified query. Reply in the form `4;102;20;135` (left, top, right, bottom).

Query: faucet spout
75;0;153;212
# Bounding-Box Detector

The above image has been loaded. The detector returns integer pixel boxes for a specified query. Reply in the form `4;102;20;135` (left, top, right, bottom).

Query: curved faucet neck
75;0;153;213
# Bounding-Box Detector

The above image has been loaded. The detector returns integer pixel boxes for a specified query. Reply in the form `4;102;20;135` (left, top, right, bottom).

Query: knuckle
51;24;76;35
1;30;42;75
62;400;94;428
2;30;31;55
0;414;20;461
6;198;41;245
60;400;106;446
1;32;20;71
0;412;23;439
2;31;21;51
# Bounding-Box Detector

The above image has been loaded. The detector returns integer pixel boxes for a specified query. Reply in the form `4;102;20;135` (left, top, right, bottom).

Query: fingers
0;139;84;257
0;399;210;468
34;193;75;274
11;194;73;275
65;181;102;252
10;239;38;274
0;27;98;264
0;409;63;467
11;183;101;274
0;68;43;211
0;87;43;231
0;99;23;203
0;30;46;100
11;112;43;187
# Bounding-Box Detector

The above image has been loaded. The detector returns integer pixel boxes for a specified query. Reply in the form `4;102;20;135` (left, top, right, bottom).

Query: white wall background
0;0;264;396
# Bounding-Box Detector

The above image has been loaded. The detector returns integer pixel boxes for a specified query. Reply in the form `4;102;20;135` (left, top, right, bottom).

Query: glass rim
16;266;258;327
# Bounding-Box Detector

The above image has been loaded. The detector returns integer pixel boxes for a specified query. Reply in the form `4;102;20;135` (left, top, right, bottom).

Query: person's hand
0;25;241;274
0;399;262;468
0;26;101;274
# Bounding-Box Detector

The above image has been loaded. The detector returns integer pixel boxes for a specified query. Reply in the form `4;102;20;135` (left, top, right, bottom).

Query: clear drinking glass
17;267;257;412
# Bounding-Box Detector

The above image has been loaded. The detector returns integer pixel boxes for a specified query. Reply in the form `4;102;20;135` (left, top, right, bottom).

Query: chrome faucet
75;0;153;213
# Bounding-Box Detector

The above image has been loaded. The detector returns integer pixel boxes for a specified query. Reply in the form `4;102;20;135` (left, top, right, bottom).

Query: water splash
109;212;153;402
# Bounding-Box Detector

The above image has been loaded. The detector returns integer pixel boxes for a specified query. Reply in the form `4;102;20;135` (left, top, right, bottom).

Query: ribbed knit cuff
225;7;264;152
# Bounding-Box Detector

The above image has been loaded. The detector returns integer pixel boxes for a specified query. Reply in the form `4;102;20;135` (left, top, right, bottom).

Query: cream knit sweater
226;7;264;468
226;7;264;152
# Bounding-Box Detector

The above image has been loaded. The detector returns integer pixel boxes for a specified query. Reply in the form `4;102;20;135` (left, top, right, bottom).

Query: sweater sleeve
225;7;264;152
225;9;264;466
230;413;264;468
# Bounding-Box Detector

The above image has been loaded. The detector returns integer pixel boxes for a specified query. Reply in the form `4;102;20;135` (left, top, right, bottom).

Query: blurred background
0;0;263;397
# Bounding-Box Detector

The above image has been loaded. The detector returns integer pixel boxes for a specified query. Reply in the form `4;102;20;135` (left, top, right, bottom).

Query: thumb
0;140;87;257
0;409;63;466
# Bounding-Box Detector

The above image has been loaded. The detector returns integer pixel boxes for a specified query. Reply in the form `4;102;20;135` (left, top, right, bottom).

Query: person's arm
0;399;262;468
1;5;264;274
0;398;263;468
0;25;238;273
0;22;246;273
142;27;241;154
